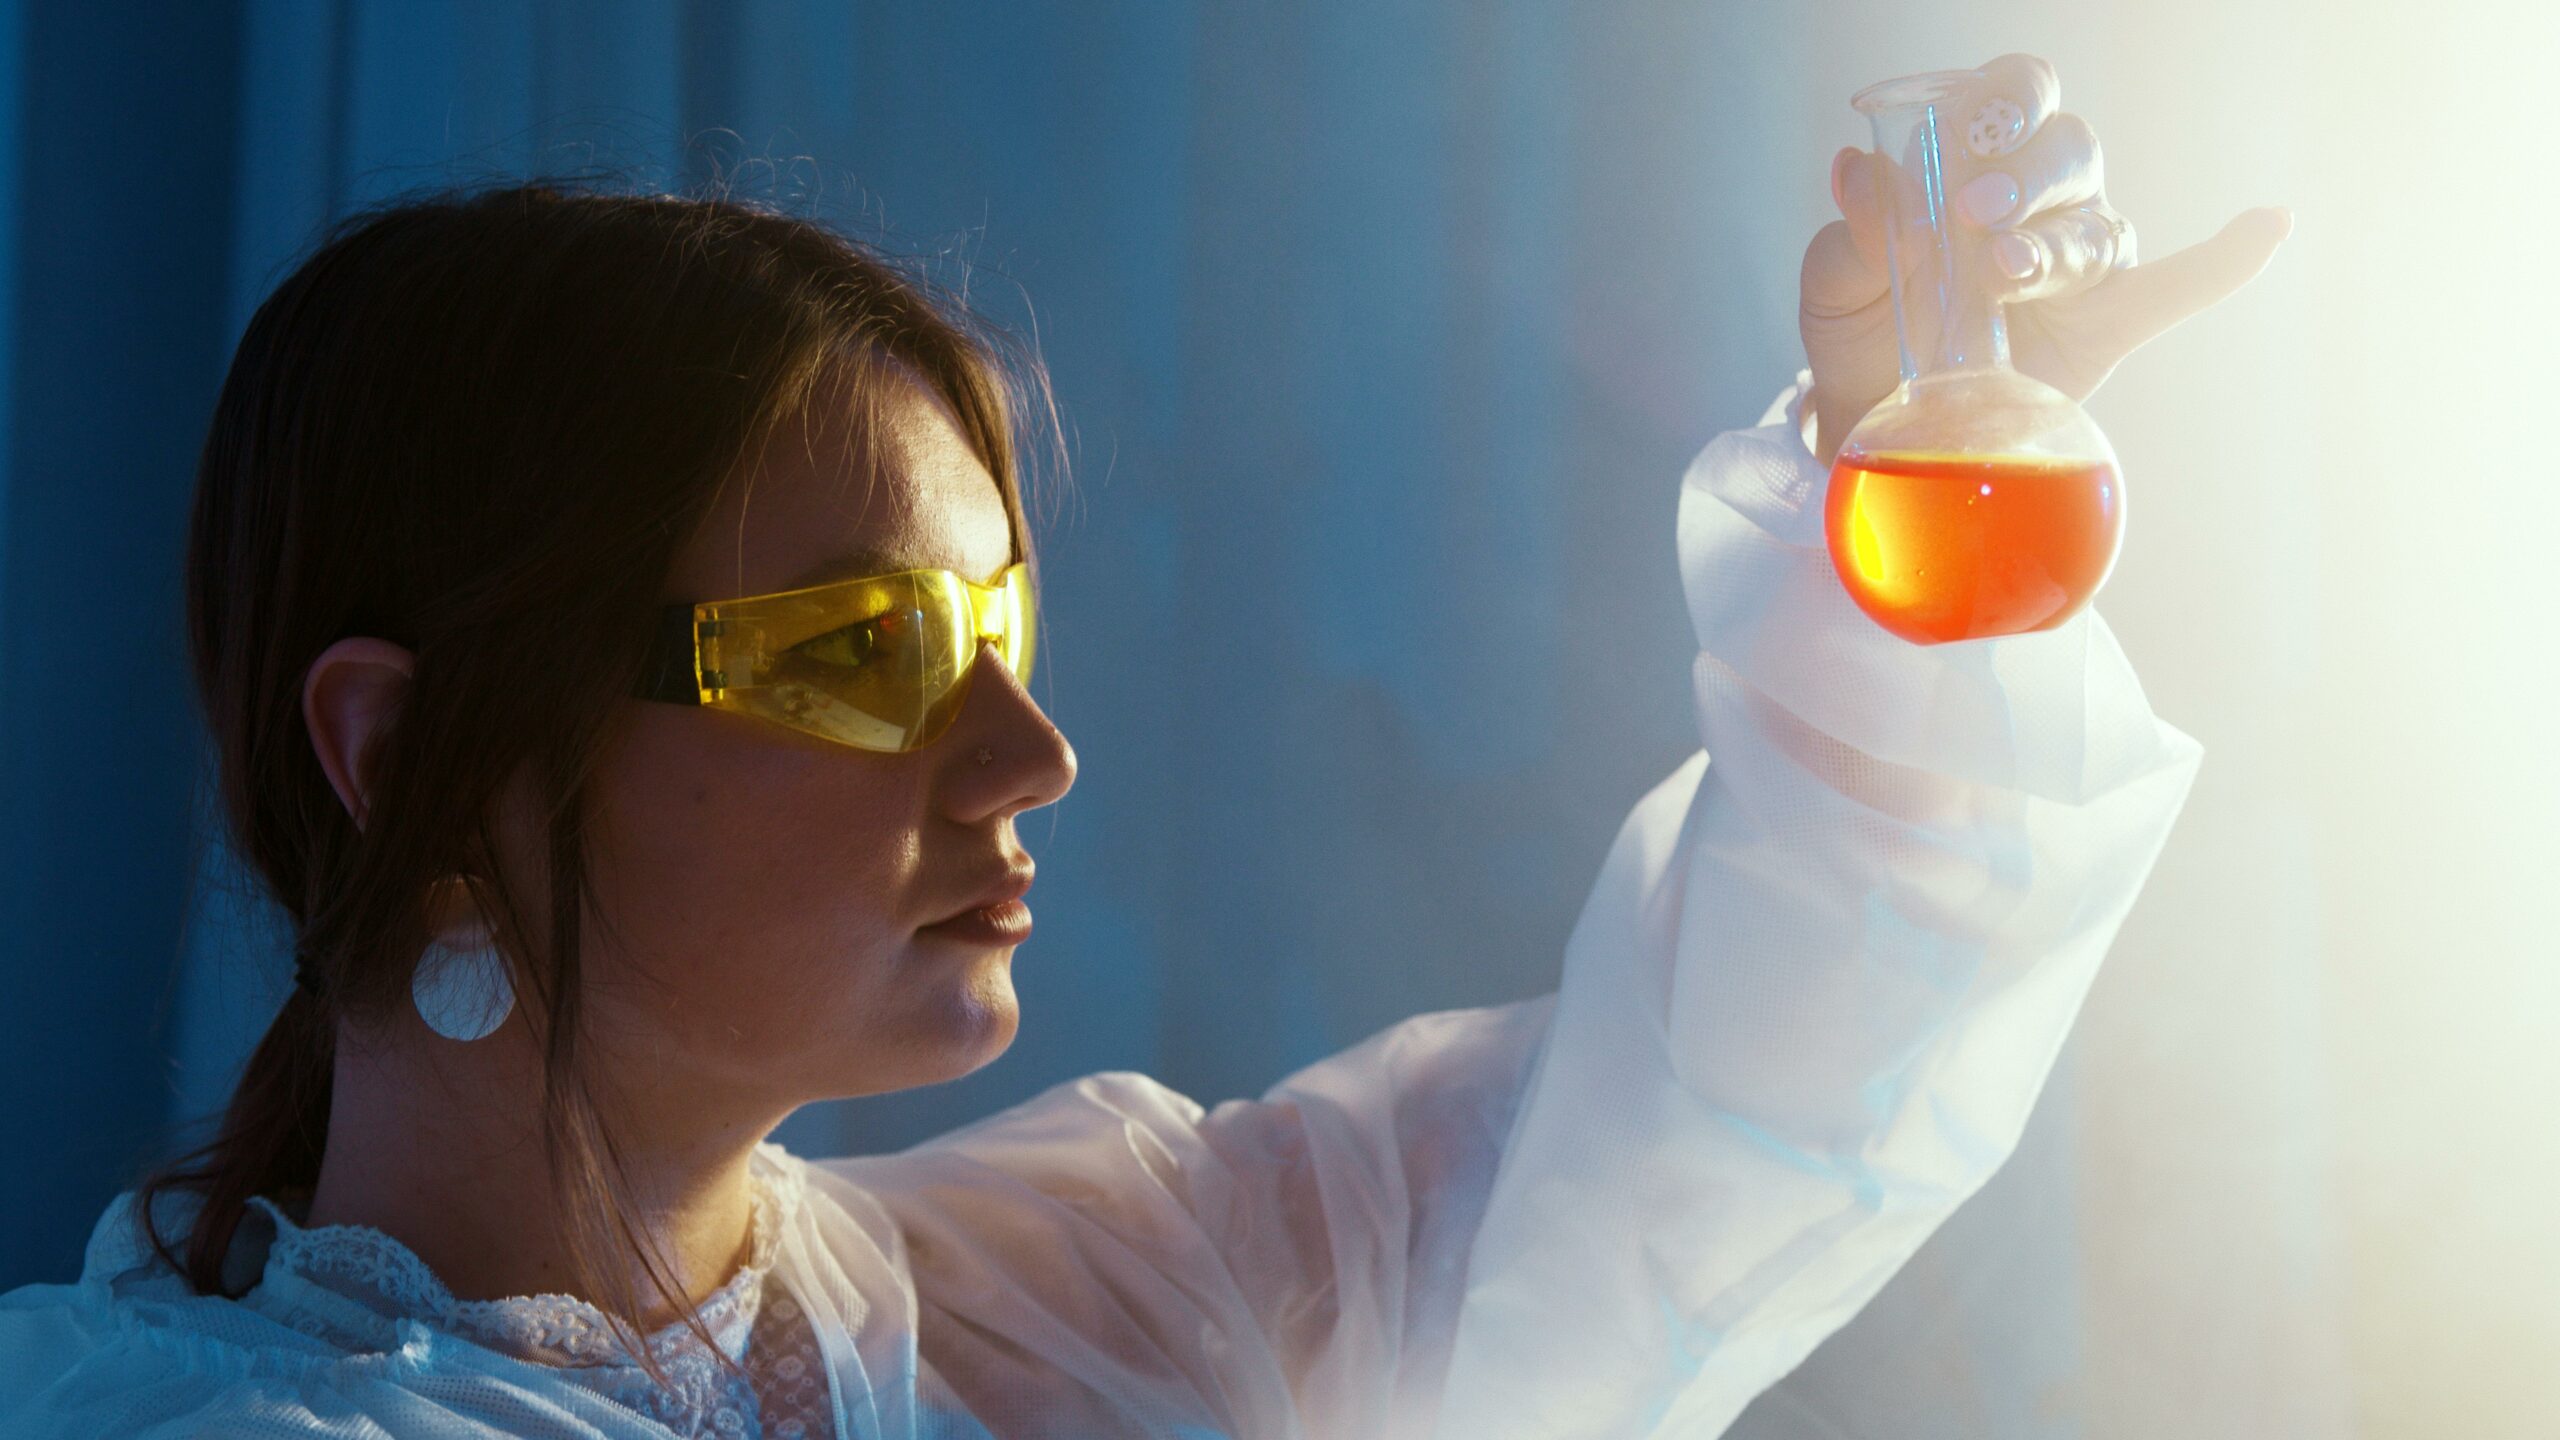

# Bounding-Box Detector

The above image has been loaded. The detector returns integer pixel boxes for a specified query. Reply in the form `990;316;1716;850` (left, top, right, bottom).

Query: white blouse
0;372;2202;1439
233;1154;824;1439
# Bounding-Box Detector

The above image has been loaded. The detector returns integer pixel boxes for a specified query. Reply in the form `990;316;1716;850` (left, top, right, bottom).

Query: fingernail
1967;98;2028;158
1830;147;1857;210
1993;231;2040;279
1959;172;2018;227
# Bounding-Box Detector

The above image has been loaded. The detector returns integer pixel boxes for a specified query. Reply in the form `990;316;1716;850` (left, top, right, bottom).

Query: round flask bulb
1822;368;2124;645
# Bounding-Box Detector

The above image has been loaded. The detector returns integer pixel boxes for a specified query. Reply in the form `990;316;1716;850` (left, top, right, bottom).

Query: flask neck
1883;97;2013;382
1911;267;2011;377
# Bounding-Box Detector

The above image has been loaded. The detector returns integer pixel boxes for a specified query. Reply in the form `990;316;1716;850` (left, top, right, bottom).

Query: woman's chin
784;958;1021;1100
901;961;1021;1085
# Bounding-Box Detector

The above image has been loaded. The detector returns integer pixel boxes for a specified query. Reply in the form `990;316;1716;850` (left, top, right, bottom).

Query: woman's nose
948;639;1075;811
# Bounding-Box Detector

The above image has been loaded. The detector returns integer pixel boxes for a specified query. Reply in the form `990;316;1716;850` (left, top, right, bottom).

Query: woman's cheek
595;715;878;925
583;713;954;1090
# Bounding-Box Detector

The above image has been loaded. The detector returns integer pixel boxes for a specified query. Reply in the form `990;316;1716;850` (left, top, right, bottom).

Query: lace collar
242;1143;802;1374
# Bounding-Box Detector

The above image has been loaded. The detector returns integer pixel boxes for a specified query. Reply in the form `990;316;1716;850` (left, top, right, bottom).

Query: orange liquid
1823;449;2123;645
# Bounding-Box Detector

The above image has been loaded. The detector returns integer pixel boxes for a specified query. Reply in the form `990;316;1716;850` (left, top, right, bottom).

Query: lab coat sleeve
842;368;2201;1440
1423;368;2201;1437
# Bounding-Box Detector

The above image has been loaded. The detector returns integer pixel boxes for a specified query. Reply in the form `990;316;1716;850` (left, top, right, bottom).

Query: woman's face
570;362;1077;1123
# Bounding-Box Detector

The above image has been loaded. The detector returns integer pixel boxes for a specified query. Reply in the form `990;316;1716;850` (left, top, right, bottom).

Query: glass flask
1824;69;2123;645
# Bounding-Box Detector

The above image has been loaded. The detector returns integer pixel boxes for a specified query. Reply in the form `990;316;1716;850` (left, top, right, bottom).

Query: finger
1838;149;1891;274
1958;53;2060;160
1955;111;2103;230
1836;150;1932;274
1802;218;1884;320
1992;203;2132;304
2077;205;2294;349
1816;148;1892;295
1807;155;1932;318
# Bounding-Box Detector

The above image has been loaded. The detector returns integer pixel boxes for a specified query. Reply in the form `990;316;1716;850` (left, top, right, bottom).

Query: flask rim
1850;68;1987;115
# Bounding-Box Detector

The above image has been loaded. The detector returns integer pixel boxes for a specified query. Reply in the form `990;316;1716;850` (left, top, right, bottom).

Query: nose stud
976;746;993;766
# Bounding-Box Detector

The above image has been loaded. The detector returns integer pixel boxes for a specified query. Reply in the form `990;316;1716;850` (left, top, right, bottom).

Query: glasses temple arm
634;603;707;705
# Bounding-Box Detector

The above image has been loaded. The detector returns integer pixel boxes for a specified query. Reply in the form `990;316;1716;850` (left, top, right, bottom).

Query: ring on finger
2083;205;2136;269
1995;207;2134;299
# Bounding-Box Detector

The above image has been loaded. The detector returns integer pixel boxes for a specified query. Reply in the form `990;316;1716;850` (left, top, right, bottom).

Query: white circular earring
411;906;515;1042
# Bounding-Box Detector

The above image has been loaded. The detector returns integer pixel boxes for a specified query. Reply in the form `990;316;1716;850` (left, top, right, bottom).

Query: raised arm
1424;369;2200;1436
820;368;2200;1439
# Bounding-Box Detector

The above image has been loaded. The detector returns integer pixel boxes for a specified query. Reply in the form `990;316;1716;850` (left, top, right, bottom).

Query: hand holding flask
1798;55;2293;644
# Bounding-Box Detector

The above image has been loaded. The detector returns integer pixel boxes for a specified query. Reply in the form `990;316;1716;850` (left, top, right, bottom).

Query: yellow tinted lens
994;563;1034;686
698;566;1030;754
700;571;959;751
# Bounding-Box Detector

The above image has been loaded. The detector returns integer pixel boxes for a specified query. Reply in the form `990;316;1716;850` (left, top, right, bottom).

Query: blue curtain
0;3;2183;1433
1;0;255;1292
2;0;1781;1277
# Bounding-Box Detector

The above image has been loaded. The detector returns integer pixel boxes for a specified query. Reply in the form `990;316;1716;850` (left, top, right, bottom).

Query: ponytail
138;976;335;1292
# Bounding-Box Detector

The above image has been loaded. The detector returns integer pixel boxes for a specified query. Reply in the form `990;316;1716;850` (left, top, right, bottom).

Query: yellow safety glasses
635;562;1035;753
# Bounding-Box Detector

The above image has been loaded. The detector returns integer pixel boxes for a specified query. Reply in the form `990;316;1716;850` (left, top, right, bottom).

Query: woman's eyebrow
779;546;1011;592
780;546;913;591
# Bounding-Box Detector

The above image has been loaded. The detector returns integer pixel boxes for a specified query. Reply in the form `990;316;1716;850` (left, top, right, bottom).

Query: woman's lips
916;897;1033;946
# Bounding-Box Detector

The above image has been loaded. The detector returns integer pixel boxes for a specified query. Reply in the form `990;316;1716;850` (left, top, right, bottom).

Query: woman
0;53;2285;1439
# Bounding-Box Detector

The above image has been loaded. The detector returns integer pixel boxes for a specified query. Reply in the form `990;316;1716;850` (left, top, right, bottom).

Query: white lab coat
0;372;2202;1439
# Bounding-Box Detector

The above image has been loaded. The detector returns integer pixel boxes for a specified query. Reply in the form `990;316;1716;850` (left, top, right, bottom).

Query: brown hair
138;175;1055;1365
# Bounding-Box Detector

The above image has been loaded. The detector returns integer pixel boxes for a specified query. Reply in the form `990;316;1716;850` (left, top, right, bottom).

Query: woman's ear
302;637;418;832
